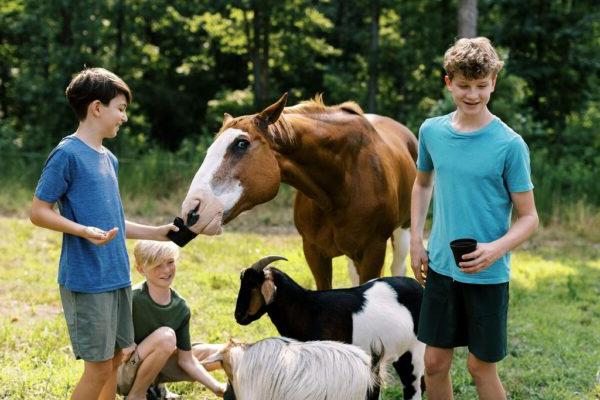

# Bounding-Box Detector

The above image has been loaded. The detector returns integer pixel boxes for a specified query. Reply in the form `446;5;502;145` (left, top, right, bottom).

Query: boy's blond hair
133;240;179;272
443;37;504;80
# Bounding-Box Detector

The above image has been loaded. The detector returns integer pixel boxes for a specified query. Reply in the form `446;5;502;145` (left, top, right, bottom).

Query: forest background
1;0;599;225
1;1;599;398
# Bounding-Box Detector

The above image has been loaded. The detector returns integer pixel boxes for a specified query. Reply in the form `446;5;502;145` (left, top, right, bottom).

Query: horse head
181;93;289;234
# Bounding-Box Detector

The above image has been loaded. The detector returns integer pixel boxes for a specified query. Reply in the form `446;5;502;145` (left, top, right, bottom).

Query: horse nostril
186;205;200;226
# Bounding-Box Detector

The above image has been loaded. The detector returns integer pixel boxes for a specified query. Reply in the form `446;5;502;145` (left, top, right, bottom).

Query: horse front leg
303;241;333;290
355;240;387;284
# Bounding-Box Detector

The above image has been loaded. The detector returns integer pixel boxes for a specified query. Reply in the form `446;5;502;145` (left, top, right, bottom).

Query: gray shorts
117;348;196;396
60;285;134;362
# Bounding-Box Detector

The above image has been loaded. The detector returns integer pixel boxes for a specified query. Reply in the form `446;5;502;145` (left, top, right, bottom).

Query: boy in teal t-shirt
410;37;539;399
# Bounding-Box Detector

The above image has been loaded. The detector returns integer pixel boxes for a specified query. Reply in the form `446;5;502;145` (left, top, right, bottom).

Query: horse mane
268;114;298;148
284;94;364;116
268;94;364;149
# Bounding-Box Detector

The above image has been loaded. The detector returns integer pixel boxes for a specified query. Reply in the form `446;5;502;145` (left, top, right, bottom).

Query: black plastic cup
167;217;198;247
449;238;477;268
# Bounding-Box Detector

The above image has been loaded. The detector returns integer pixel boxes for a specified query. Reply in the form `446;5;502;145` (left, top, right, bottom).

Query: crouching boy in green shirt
117;240;227;399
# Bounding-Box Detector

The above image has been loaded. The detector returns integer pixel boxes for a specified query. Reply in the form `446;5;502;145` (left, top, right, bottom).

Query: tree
367;0;380;112
250;0;271;108
458;0;478;38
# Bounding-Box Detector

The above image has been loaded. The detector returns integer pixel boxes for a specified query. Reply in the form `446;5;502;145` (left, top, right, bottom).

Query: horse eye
235;139;250;151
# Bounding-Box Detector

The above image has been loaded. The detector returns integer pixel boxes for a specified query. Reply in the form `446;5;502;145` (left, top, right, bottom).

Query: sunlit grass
0;217;598;399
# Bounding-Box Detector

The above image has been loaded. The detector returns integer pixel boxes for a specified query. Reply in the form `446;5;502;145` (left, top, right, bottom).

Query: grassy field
0;215;599;400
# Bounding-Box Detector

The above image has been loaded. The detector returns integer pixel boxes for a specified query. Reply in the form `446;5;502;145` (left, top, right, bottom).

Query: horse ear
258;93;288;125
223;113;233;125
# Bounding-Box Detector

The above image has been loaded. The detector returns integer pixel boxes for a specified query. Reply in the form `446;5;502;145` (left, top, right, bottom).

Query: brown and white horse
181;93;417;290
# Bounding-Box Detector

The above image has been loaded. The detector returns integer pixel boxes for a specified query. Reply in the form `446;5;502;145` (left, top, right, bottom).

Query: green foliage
205;88;254;133
483;0;600;135
0;0;599;215
0;219;599;399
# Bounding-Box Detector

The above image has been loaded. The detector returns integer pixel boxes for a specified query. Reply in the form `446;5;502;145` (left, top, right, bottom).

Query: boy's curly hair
443;37;504;80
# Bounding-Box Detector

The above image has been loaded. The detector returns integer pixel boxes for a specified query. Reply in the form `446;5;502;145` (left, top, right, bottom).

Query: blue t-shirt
417;113;533;284
35;135;130;293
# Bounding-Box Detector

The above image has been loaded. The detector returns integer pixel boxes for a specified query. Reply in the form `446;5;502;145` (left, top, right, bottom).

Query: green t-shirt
132;282;192;351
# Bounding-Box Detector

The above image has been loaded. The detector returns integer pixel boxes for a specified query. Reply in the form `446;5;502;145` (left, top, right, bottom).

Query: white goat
206;337;382;400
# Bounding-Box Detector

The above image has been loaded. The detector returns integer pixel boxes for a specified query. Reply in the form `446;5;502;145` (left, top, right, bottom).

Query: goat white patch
352;281;416;361
187;128;245;213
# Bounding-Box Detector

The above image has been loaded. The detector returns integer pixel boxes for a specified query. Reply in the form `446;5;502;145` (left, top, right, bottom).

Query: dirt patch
0;298;62;324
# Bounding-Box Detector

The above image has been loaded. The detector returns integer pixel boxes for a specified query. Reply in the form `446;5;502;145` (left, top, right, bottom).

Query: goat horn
250;255;288;271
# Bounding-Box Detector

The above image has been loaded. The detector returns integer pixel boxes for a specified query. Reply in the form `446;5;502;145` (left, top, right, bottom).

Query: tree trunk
251;0;270;108
367;0;380;113
333;0;347;49
458;0;478;38
115;0;125;72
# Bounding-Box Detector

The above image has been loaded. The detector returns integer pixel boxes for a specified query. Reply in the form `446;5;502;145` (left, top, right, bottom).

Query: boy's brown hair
443;37;504;80
65;67;132;121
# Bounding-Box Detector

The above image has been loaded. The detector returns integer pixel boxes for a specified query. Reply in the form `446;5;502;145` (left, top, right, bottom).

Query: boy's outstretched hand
155;223;179;241
83;226;119;245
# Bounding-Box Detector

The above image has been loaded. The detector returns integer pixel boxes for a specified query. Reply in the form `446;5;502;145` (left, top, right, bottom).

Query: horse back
364;114;418;162
293;112;417;257
363;114;417;228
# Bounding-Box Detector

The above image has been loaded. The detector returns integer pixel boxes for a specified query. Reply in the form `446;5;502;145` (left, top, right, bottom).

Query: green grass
0;217;599;399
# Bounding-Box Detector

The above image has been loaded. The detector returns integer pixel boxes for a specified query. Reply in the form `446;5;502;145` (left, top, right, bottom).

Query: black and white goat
206;337;383;400
234;256;425;400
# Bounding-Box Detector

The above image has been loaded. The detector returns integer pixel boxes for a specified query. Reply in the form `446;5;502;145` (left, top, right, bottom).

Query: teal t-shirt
132;282;192;350
417;113;533;284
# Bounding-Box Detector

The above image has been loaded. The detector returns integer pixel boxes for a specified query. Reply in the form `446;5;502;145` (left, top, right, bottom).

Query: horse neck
270;114;360;210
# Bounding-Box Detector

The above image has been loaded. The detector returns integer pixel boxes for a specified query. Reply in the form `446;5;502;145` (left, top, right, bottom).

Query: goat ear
261;269;278;305
223;112;233;125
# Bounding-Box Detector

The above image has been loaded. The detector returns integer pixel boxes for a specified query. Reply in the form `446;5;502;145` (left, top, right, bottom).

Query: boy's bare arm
177;350;227;397
460;190;539;272
410;171;434;284
124;220;177;241
30;196;118;245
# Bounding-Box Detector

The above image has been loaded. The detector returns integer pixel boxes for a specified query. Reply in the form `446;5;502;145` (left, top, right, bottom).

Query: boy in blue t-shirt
410;38;539;399
30;67;178;400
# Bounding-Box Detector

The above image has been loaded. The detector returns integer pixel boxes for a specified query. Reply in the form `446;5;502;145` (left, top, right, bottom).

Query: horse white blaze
187;128;246;215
